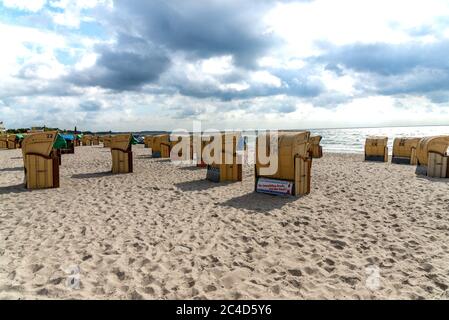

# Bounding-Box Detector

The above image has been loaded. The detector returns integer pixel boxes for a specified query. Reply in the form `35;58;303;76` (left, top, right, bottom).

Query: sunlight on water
242;126;449;155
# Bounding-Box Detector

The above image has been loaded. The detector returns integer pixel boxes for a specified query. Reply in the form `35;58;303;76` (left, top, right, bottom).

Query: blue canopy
61;134;75;141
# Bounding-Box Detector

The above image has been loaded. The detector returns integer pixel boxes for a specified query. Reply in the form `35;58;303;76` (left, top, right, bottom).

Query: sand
1;144;449;300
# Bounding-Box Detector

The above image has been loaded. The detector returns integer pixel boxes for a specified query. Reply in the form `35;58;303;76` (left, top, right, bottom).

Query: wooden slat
442;157;448;178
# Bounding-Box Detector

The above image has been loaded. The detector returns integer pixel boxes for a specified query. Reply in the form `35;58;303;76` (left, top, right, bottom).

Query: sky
1;0;449;131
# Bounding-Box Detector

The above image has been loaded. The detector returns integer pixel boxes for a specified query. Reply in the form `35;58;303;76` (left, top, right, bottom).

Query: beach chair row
18;131;324;196
365;136;449;178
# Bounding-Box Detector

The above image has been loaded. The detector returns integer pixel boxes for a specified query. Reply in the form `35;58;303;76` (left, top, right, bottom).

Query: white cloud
48;0;112;28
2;0;46;12
265;0;449;57
250;71;282;87
0;23;66;77
201;56;233;75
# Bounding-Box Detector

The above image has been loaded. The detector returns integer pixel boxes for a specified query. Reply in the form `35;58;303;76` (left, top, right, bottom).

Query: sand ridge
1;145;449;299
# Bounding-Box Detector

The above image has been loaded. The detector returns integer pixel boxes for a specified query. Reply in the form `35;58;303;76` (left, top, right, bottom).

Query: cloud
315;41;449;76
48;0;112;28
1;0;47;12
79;100;101;112
314;40;449;101
111;0;281;69
66;34;170;90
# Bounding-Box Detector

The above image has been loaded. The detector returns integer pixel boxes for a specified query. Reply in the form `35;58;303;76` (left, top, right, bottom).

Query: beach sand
1;144;449;300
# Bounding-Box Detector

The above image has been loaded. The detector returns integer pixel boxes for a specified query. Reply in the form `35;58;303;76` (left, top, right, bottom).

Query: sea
135;125;449;155
309;125;449;154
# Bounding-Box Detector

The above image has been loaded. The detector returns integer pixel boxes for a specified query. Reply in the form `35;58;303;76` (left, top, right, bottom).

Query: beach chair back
365;136;388;162
392;137;421;165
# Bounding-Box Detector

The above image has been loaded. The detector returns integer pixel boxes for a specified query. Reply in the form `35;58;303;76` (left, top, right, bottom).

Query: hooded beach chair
60;134;76;154
144;135;153;148
308;135;323;159
92;136;100;146
392;137;421;165
416;136;449;178
0;134;8;149
205;132;243;183
365;136;388;162
255;131;311;196
151;134;170;158
110;134;136;174
7;134;18;149
22;131;60;189
82;135;93;146
102;135;112;148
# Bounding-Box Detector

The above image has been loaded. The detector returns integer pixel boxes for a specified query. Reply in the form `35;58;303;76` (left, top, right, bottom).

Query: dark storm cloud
315;41;449;76
314;40;449;102
112;0;282;69
366;67;449;103
66;34;170;91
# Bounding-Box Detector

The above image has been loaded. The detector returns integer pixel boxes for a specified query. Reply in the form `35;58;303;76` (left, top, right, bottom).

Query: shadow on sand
154;158;171;163
178;166;206;171
0;166;23;172
0;183;30;195
71;171;113;179
415;174;449;183
219;192;299;213
136;155;154;159
174;179;233;191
